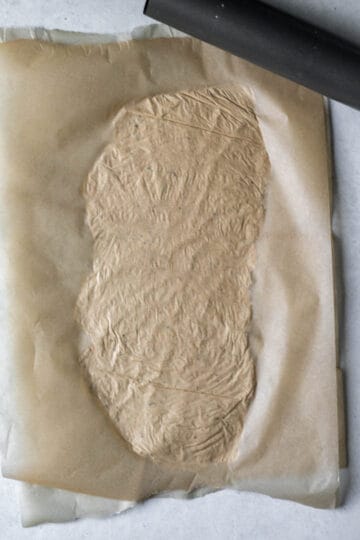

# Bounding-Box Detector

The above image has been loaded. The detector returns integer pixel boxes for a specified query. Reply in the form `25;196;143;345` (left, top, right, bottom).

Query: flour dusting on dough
76;86;269;466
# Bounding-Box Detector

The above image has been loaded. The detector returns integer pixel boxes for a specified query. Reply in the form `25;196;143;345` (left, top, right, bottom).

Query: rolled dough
76;86;269;465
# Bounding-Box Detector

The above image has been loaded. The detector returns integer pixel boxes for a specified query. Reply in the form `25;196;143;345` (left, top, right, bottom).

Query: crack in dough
76;86;270;466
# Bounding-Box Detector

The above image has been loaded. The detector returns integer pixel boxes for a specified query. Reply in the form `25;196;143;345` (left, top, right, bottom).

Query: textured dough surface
76;86;269;466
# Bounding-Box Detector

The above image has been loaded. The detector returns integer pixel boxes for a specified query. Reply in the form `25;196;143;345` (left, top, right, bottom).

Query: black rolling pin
143;0;360;109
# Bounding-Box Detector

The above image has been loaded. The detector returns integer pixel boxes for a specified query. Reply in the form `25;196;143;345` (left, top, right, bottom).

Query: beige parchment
0;33;338;508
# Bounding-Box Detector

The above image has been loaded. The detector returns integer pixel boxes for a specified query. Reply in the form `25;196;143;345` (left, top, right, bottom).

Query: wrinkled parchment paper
0;23;340;522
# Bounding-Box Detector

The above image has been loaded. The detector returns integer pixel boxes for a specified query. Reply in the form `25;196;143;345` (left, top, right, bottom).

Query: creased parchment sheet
0;23;338;519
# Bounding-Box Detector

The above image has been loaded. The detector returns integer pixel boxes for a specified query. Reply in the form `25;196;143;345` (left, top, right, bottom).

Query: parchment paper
0;23;339;519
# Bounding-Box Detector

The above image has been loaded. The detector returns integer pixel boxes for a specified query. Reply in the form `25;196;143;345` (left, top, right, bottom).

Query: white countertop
0;1;359;538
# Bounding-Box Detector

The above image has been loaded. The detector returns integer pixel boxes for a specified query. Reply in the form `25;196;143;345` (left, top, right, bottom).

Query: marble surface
0;1;360;538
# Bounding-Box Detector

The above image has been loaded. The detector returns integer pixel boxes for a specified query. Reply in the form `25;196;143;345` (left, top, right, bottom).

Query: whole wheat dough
76;86;269;466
